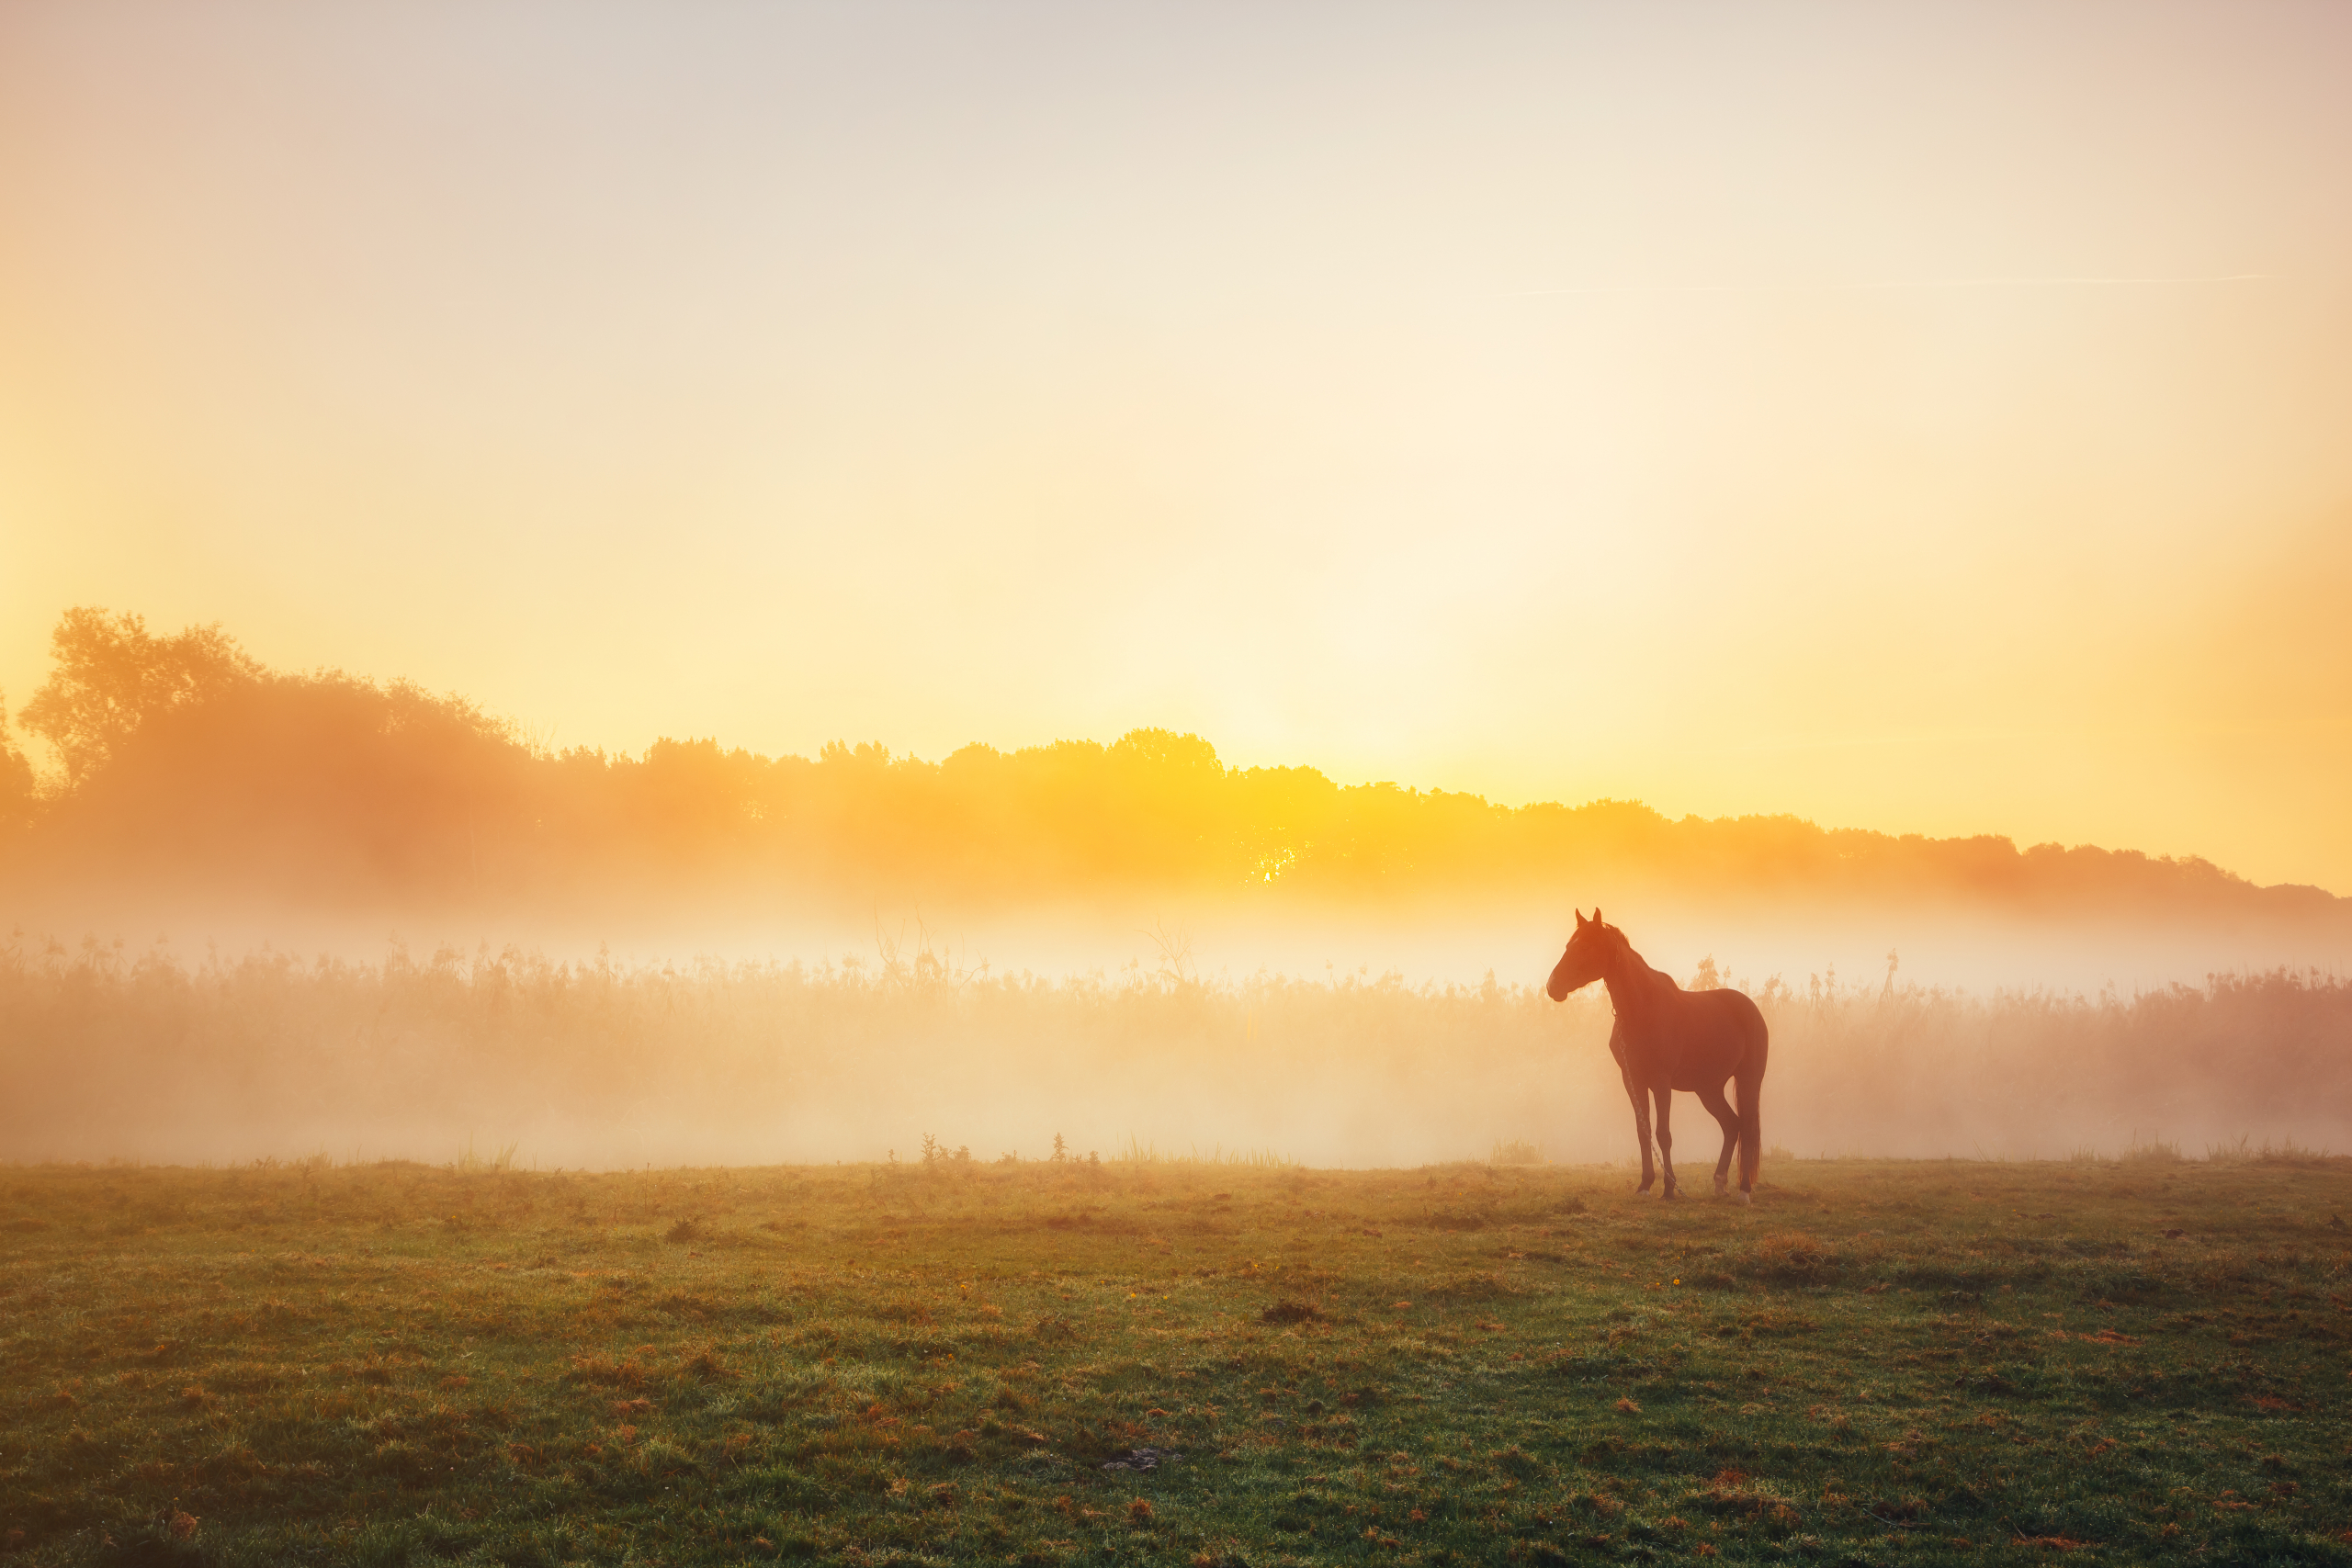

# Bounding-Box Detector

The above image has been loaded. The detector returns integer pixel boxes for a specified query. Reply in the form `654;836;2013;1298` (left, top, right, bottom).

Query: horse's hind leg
1696;1083;1738;1197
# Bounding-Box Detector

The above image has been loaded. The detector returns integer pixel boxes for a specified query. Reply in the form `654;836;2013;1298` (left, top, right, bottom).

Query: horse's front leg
1653;1086;1679;1199
1626;1069;1655;1193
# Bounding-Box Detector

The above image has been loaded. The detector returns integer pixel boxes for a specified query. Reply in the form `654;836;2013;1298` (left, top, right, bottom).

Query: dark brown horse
1546;909;1769;1201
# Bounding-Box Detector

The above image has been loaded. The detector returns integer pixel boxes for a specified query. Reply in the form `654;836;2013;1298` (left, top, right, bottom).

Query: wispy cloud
1510;274;2272;298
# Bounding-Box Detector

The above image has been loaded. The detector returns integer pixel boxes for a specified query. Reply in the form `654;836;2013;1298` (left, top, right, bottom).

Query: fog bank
6;929;2344;1170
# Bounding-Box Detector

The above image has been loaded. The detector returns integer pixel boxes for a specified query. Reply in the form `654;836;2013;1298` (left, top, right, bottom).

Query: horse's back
1675;987;1767;1085
1708;986;1767;1045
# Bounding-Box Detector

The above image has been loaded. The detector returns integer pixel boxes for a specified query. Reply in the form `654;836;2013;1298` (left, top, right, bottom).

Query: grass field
4;1154;2349;1566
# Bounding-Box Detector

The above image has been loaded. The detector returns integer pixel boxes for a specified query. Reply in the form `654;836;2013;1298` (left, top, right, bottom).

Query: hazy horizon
6;4;2350;1169
8;605;2348;1171
6;605;2349;1012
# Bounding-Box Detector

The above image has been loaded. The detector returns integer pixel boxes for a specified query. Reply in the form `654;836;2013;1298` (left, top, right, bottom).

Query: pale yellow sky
3;3;2348;889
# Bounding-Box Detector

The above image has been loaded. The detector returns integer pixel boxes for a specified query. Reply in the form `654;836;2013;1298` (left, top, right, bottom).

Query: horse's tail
1735;1000;1769;1192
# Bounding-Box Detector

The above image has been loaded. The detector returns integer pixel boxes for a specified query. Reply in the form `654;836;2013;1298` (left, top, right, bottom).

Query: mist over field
3;610;2348;1170
7;925;2350;1172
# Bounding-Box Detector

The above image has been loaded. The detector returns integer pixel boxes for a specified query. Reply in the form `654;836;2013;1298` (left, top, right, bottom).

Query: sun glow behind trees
5;3;2351;893
0;611;2340;941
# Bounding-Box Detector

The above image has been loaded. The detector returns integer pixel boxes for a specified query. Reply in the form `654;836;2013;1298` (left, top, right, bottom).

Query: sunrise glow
5;3;2347;892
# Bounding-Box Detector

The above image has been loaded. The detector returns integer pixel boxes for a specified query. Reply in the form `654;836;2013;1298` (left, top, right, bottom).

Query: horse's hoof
1732;1190;1752;1206
1713;1178;1729;1196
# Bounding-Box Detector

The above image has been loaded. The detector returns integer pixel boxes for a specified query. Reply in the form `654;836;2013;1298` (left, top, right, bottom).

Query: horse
1545;909;1769;1201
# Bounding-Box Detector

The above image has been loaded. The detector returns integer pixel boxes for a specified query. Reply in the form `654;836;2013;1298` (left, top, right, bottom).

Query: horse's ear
1574;908;1589;929
1591;908;1603;927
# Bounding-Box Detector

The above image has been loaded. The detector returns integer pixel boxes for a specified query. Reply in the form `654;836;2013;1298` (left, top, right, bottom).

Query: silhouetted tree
2;607;2341;927
0;690;36;833
19;608;260;785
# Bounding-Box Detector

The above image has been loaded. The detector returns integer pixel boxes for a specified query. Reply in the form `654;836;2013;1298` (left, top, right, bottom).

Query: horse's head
1545;908;1622;1000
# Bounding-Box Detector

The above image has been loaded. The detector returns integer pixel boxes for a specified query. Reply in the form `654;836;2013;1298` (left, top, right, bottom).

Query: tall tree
0;690;35;830
19;609;260;787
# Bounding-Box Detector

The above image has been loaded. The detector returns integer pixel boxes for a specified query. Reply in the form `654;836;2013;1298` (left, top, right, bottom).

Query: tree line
0;608;2337;923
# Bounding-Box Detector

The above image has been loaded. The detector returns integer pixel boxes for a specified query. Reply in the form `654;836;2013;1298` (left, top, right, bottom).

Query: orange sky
4;2;2348;891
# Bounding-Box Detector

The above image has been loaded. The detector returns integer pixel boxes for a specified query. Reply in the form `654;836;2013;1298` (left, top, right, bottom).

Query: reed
2;932;2345;1168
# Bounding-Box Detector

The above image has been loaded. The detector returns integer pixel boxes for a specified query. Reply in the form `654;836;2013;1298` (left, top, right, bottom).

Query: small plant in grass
2123;1132;2185;1164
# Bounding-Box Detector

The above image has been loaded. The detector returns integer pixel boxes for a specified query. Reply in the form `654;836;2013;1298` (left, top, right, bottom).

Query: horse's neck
1600;964;1640;1018
1601;946;1675;1020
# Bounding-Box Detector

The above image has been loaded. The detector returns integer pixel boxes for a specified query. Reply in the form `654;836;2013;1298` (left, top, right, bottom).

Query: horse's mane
1599;921;1680;993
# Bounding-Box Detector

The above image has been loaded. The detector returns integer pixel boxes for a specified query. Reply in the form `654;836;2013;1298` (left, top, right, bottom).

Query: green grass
3;1156;2349;1566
